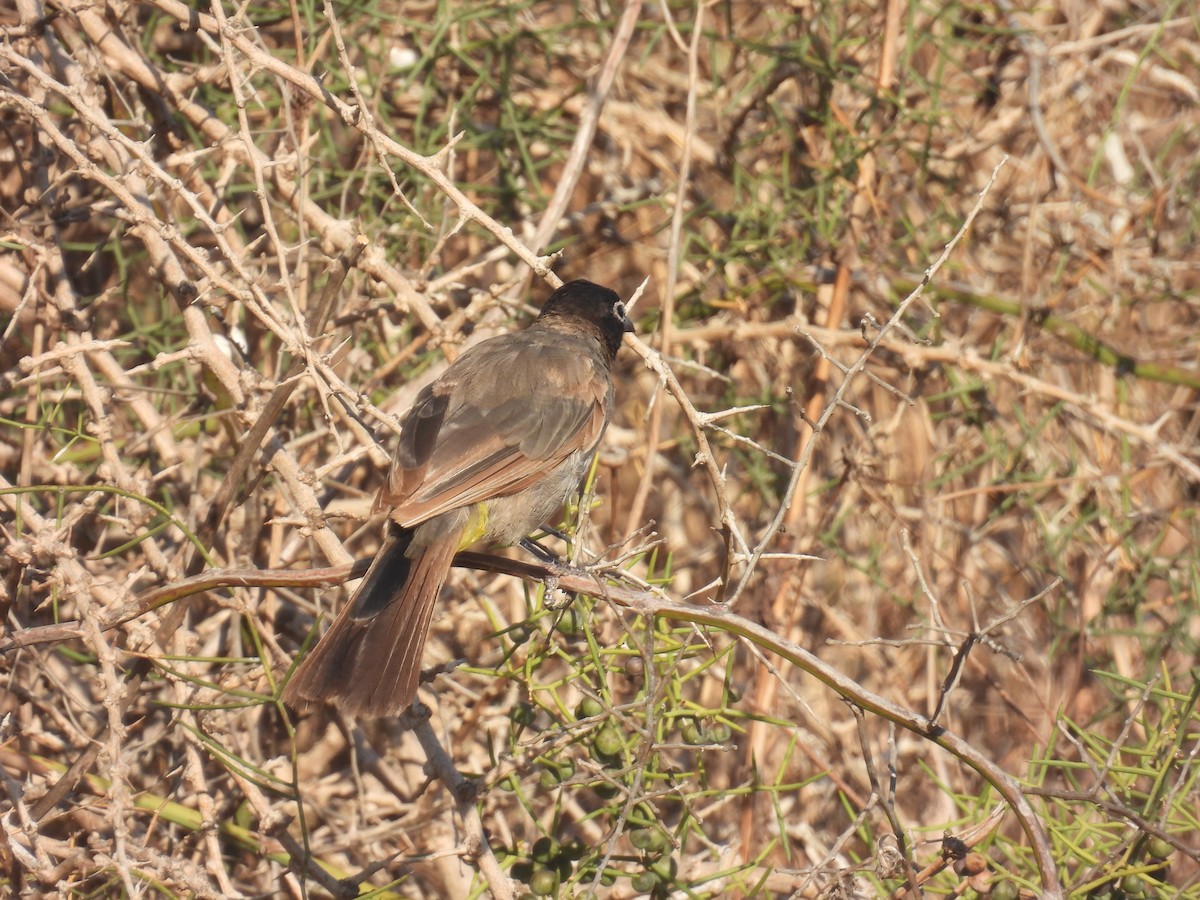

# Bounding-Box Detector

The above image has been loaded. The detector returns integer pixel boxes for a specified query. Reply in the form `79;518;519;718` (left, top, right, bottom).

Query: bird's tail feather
283;521;464;717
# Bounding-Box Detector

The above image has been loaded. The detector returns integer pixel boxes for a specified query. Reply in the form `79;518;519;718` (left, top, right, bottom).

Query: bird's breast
481;449;594;546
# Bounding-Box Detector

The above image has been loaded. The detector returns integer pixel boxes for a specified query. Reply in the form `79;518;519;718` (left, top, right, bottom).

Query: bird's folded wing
377;337;610;524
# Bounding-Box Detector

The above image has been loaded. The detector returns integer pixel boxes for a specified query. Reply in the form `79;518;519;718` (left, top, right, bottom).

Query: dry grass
2;0;1199;897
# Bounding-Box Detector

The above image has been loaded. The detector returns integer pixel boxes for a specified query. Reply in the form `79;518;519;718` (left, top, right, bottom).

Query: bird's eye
613;301;627;320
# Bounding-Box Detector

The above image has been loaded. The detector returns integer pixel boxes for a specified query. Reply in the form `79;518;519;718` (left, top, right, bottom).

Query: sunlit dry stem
722;156;1011;607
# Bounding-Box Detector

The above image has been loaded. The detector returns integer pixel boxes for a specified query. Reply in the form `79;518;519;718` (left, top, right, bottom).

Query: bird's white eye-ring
613;301;627;320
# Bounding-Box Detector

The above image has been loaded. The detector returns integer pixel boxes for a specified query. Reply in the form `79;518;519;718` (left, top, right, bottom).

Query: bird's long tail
283;520;464;717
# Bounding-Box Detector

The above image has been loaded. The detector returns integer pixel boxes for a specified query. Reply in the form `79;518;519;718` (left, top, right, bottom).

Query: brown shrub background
1;0;1198;896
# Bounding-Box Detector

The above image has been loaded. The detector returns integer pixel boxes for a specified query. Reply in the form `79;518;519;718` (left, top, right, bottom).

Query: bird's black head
537;279;634;360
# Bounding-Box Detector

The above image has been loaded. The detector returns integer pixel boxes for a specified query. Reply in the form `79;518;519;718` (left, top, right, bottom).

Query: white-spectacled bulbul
283;280;632;717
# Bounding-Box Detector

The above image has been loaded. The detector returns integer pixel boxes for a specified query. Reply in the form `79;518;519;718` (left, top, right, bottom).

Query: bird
283;280;633;717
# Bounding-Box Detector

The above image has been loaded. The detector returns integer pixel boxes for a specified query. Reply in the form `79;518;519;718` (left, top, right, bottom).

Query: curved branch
5;552;1061;897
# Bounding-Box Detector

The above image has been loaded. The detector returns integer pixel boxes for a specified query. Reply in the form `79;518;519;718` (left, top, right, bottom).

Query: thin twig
723;156;1010;605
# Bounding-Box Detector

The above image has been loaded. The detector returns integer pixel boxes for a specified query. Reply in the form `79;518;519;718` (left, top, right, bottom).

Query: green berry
592;723;624;758
1146;836;1173;859
528;867;559;896
575;697;604;720
557;606;584;636
511;701;537;728
629;826;668;853
630;870;657;892
1121;874;1145;895
706;722;732;743
532;837;559;862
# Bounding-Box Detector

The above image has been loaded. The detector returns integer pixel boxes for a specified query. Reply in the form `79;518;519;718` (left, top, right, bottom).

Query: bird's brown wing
376;331;612;525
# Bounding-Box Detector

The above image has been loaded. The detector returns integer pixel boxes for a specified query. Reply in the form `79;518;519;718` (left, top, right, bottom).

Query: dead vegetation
2;0;1199;897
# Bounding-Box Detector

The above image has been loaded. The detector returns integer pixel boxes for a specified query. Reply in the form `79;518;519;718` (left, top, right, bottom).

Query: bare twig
529;0;643;255
723;156;1010;605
